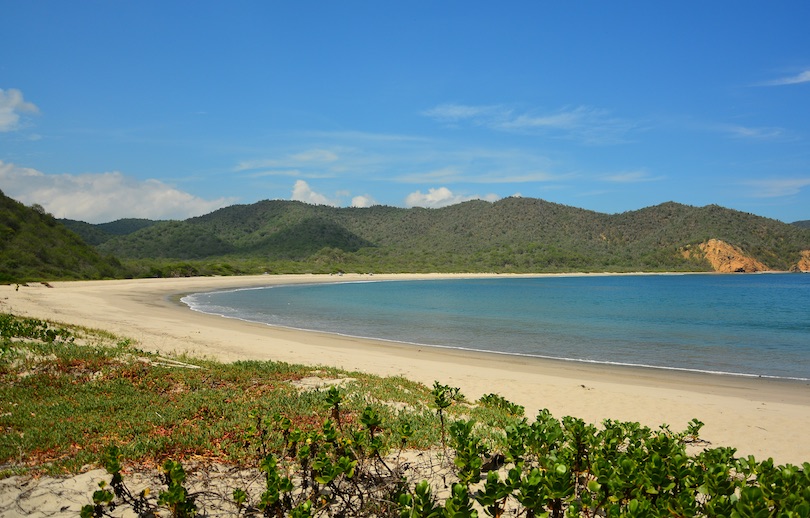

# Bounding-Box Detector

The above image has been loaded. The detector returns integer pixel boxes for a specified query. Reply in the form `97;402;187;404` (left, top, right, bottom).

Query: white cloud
474;171;566;184
759;70;810;86
404;187;500;208
351;195;377;208
603;170;664;183
398;167;565;185
289;149;339;162
0;88;39;132
691;120;788;141
234;159;277;172
498;107;597;130
0;160;236;223
393;147;563;185
247;169;303;178
234;131;565;192
291;179;340;206
235;148;342;173
422;103;634;144
398;166;465;184
289;181;377;208
420;103;508;123
724;124;784;140
303;130;428;143
742;177;810;198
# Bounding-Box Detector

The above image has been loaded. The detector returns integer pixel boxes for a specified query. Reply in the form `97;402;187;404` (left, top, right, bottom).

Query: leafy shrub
82;384;810;517
0;314;74;344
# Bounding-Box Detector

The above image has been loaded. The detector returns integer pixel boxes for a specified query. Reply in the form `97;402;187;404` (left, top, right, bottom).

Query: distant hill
793;220;810;229
0;191;128;282
11;191;810;279
60;218;161;246
89;198;810;274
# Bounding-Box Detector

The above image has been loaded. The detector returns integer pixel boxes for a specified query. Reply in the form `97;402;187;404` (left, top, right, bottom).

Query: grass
0;313;514;478
6;314;810;517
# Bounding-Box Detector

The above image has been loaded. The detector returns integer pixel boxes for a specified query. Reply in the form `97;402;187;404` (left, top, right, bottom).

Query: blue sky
2;2;809;224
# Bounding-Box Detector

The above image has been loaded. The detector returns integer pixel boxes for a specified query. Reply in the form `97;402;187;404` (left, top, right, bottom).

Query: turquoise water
182;274;810;380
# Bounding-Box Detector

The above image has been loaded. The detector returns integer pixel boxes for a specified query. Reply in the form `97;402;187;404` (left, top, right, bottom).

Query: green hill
92;198;810;274
0;191;128;282
793;220;810;229
60;218;161;246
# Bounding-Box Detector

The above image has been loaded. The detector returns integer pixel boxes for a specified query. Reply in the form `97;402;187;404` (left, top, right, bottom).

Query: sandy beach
3;273;810;466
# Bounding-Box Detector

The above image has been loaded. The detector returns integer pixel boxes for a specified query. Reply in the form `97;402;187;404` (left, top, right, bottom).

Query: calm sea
182;274;810;381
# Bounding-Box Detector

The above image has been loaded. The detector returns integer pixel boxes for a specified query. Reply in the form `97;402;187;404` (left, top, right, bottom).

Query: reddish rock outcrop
792;250;810;272
693;239;770;273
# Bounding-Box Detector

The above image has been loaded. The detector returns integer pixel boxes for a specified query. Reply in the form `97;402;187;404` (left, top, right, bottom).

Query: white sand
1;273;809;515
3;273;808;461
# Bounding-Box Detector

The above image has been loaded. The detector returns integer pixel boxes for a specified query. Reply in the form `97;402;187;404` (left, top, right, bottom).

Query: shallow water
183;274;810;380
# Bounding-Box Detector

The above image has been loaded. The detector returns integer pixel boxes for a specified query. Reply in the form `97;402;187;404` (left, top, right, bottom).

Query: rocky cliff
792;250;810;272
686;239;770;273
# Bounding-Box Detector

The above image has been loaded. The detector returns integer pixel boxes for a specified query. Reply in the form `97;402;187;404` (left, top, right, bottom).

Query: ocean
182;274;810;381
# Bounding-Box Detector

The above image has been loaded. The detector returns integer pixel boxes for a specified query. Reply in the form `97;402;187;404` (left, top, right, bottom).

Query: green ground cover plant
0;314;460;477
1;314;809;516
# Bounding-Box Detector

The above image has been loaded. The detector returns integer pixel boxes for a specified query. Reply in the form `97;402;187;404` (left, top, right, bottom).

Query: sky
1;2;810;224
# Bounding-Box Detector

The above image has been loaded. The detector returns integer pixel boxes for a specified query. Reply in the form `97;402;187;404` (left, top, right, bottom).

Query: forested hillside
794;220;810;229
0;191;127;282
60;218;160;246
86;198;810;275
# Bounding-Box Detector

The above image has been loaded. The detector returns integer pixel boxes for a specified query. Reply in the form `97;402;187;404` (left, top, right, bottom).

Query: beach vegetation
431;381;463;451
478;393;525;417
1;313;809;516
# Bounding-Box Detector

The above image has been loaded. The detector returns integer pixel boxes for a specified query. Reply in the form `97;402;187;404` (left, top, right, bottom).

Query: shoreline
179;285;810;401
182;291;809;384
3;273;810;465
178;272;809;383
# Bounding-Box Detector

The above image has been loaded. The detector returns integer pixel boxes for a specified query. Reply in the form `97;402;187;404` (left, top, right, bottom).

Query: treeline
4;191;810;282
77;198;810;275
0;190;127;282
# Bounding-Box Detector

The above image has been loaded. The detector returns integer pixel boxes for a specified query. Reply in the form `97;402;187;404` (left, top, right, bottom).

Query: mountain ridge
65;197;810;274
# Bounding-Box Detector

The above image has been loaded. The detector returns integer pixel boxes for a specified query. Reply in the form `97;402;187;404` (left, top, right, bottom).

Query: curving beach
3;273;809;465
